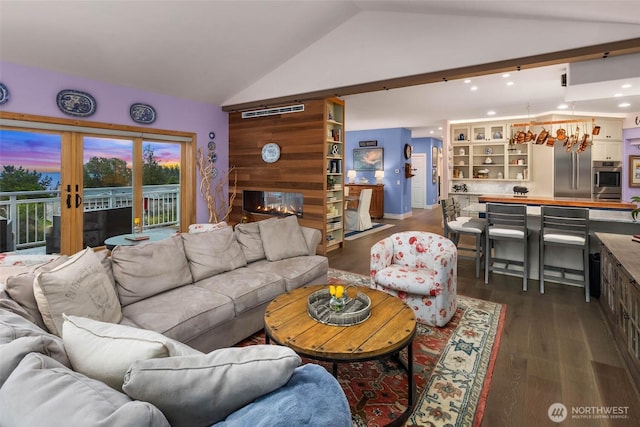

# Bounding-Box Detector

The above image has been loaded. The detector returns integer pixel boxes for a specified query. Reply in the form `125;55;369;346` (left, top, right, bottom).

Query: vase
329;296;345;312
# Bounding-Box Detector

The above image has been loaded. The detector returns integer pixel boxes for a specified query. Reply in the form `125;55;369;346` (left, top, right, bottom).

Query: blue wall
345;128;413;216
411;137;443;206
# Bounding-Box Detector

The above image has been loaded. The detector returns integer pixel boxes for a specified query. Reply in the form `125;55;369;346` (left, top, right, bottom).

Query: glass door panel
141;141;181;232
82;136;134;248
0;129;62;253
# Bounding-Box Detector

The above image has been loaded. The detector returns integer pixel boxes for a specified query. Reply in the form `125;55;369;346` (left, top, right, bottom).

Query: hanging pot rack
510;117;595;128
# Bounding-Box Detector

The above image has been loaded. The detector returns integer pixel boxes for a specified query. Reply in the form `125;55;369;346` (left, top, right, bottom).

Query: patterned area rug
239;268;505;427
344;223;395;240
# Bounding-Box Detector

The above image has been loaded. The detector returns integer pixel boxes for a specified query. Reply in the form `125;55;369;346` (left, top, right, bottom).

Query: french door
0;113;194;255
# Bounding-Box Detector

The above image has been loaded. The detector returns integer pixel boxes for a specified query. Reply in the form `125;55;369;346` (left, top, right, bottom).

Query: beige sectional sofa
0;216;351;426
1;215;328;353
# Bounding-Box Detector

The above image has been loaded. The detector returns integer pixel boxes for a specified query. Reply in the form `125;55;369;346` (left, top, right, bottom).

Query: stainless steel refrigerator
554;146;592;199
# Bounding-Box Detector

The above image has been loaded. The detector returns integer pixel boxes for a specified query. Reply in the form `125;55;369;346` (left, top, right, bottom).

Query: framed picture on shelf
630;155;640;187
353;147;383;171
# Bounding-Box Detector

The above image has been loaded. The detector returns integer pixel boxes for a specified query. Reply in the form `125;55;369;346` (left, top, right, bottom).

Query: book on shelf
125;235;150;241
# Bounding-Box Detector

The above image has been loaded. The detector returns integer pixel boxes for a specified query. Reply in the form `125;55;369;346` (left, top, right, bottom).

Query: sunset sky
0;129;180;172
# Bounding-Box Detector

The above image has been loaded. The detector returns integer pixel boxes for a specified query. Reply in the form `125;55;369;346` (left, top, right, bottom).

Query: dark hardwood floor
327;208;640;427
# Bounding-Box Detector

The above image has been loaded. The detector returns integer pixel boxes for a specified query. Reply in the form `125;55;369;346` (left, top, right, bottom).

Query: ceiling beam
221;37;640;113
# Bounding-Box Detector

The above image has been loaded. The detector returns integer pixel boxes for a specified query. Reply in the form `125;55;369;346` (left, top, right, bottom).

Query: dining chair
484;203;529;291
345;188;372;231
539;206;590;302
441;198;485;278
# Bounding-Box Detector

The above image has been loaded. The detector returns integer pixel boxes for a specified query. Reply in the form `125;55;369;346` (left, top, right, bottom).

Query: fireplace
243;190;303;218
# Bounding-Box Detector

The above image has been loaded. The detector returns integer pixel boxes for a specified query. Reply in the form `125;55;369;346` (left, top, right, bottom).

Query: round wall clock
404;143;413;159
261;143;281;163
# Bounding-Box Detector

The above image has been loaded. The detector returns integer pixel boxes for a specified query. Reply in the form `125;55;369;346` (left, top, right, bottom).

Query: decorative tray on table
307;287;371;326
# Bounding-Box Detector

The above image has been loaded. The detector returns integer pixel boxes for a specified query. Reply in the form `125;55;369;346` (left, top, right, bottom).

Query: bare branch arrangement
196;147;237;223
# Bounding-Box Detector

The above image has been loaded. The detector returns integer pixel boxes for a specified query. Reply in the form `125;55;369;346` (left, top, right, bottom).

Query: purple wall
412;137;443;206
0;61;227;223
623;126;640;203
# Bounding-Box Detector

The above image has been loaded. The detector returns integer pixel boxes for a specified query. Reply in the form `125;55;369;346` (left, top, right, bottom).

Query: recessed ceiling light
464;79;471;84
430;130;434;134
614;93;624;97
438;127;442;130
470;86;478;91
557;104;569;109
502;73;511;78
622;83;632;89
506;81;514;86
618;102;631;108
487;110;496;115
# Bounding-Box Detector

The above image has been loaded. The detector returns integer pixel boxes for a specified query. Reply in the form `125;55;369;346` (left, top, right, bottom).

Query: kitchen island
477;195;636;210
463;198;640;289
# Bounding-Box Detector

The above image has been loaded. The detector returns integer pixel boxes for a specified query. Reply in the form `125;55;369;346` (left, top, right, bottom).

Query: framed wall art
353;147;383;171
630;155;640;187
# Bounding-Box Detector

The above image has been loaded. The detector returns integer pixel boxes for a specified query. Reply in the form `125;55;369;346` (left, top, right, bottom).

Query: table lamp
347;170;356;184
375;170;384;184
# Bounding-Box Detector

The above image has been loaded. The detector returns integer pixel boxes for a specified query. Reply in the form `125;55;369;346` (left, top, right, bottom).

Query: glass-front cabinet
471;123;507;142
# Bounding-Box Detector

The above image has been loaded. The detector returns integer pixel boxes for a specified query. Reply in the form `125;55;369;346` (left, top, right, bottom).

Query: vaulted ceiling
1;1;639;138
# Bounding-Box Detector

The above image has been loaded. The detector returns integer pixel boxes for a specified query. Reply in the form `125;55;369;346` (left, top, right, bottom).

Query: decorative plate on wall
209;131;216;139
208;141;216;151
261;142;281;163
130;103;157;124
0;83;9;105
56;89;97;117
211;167;218;178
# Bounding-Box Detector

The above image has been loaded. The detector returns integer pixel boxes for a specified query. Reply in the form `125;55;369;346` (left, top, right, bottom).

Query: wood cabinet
324;98;345;252
345;184;384;219
598;232;640;392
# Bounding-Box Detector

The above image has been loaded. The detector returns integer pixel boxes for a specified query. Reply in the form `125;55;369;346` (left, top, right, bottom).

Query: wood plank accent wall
229;99;330;252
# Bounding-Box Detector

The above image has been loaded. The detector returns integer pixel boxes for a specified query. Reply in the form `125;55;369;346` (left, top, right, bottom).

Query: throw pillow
33;249;121;335
0;335;71;387
181;226;247;281
234;222;266;263
62;314;201;391
258;215;309;261
122;345;301;427
5;255;70;331
188;221;228;233
0;353;170;427
111;234;193;306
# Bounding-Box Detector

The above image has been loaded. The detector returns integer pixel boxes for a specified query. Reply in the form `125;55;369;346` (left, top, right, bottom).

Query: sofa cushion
0;335;71;387
247;255;328;291
0;307;66;346
4;255;69;330
112;234;193;306
214;364;352;427
62;314;201;391
121;284;235;344
33;248;122;335
181;226;247;281
0;353;170;427
122;345;301;427
258;215;309;261
234;222;266;262
196;267;285;316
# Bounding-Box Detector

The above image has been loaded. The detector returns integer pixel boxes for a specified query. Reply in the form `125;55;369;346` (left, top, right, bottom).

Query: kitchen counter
478;195;636;210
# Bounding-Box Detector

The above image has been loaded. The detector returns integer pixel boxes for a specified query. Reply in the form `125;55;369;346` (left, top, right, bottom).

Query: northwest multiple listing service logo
548;402;630;423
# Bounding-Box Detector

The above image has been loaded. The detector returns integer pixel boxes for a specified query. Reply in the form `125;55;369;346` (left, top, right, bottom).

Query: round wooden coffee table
264;284;417;427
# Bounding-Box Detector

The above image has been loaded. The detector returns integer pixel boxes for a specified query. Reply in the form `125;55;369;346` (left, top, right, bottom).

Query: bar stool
539;206;590;302
441;198;485;278
484;203;529;291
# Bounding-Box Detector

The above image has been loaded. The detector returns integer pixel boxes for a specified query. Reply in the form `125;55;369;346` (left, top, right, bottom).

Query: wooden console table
345;184;384;219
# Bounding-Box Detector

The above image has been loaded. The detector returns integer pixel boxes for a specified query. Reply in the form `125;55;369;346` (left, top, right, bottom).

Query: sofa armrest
300;226;321;255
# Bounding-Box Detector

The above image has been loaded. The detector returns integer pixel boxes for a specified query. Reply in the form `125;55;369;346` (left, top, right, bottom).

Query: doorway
411;153;426;209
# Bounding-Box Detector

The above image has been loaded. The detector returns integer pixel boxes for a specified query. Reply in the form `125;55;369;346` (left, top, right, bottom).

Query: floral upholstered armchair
370;231;457;327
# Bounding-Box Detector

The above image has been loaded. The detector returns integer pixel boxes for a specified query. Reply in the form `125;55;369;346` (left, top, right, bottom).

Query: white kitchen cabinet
592;140;622;161
593;119;623;142
470;123;507;142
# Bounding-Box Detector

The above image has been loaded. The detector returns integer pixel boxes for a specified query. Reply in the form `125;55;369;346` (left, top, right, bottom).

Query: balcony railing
0;185;180;251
